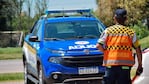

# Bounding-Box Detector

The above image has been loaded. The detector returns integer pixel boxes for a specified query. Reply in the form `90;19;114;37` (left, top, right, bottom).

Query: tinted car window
44;21;103;40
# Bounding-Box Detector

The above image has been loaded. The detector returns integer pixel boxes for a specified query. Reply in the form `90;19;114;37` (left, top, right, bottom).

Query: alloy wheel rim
39;65;43;84
24;62;27;84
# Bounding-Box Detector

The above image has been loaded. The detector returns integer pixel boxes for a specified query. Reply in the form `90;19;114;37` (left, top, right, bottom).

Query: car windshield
44;21;104;40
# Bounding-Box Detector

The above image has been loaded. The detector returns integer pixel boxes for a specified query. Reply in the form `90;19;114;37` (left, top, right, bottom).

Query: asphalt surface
0;59;24;84
0;80;24;84
0;59;24;73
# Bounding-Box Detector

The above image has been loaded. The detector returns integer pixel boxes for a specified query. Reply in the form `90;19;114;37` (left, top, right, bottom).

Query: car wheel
38;64;45;84
24;60;34;84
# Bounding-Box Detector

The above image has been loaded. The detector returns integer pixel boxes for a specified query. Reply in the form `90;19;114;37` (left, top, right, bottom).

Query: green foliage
140;36;149;49
0;34;10;47
130;21;149;49
0;0;13;31
0;0;24;31
122;0;149;24
95;0;115;26
130;21;149;39
96;0;149;41
11;16;34;34
96;0;149;26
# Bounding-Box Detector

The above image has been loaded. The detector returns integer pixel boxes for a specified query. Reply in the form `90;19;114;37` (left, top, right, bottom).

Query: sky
48;0;97;10
23;0;97;17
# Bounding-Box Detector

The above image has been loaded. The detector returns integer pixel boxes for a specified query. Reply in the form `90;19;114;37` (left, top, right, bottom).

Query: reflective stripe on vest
103;60;135;66
104;25;135;66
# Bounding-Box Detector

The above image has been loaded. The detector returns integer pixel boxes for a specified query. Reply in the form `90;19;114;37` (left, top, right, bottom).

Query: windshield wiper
44;38;64;41
84;35;98;38
74;35;97;39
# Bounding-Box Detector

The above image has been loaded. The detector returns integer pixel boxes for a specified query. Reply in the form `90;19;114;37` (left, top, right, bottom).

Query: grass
0;47;22;54
131;68;137;79
0;73;23;81
0;53;22;60
0;47;22;60
139;36;149;49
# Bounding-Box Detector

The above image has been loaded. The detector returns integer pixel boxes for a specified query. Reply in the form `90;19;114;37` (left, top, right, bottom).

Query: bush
0;31;23;47
0;34;10;47
130;21;149;39
140;36;149;49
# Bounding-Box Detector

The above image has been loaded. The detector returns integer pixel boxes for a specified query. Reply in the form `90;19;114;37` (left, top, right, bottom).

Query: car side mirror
29;36;39;42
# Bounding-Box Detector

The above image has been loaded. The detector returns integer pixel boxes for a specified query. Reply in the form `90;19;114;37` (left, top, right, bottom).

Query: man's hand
96;43;105;52
136;65;143;75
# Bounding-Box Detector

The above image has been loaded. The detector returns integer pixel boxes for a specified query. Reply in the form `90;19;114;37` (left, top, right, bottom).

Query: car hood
44;39;98;51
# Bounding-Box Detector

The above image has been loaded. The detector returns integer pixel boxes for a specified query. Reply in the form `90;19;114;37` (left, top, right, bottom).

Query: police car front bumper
45;72;104;84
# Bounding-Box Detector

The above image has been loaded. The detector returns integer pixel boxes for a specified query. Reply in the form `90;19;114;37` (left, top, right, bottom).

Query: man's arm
132;33;142;71
96;43;105;52
96;30;107;52
135;46;142;66
132;32;143;75
135;46;143;75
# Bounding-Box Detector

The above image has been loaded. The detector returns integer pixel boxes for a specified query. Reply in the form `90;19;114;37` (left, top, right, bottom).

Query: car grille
60;55;103;67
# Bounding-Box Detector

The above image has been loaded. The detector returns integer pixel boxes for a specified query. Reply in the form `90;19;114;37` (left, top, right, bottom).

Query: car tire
38;64;46;84
24;60;34;84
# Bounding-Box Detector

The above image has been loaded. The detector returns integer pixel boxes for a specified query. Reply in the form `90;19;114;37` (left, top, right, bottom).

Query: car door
25;20;43;76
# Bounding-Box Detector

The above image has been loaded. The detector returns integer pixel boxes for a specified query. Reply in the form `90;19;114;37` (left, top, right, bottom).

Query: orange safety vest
103;25;135;66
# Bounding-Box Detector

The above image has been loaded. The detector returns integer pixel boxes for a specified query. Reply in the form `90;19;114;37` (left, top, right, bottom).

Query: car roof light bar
40;9;93;19
45;9;91;15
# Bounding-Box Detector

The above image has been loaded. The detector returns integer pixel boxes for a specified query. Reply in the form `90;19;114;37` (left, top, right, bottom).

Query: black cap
115;9;127;18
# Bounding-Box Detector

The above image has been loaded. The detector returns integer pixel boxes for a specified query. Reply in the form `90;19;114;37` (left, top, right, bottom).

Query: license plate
78;67;99;74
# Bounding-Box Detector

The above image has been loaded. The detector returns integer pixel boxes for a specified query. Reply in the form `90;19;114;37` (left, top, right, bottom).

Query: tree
25;0;33;30
0;0;25;31
0;0;7;30
35;0;48;19
0;0;14;31
96;0;149;26
11;0;25;30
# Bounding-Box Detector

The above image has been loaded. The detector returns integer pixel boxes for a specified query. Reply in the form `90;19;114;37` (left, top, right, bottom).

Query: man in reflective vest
96;8;143;84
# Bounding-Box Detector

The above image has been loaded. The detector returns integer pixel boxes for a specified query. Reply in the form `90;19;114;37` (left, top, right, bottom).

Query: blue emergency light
45;9;91;15
40;9;93;19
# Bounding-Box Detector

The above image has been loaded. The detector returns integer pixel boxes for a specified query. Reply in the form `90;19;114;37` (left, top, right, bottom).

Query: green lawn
0;47;22;60
0;47;22;54
0;73;23;81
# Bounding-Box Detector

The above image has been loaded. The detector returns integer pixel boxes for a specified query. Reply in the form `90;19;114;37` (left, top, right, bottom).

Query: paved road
0;80;24;84
0;59;24;84
0;59;24;73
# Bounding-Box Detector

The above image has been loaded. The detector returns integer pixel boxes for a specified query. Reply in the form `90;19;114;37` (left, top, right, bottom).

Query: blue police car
23;9;105;84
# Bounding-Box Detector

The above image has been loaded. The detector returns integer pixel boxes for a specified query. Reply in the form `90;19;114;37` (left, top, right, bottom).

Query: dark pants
102;66;131;84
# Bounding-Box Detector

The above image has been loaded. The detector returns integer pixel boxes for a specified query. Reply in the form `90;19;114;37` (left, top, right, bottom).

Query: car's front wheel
24;60;34;84
38;64;45;84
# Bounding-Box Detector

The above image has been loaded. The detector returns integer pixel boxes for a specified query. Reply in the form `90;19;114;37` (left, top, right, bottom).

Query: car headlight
49;57;62;64
51;50;65;54
46;48;65;55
